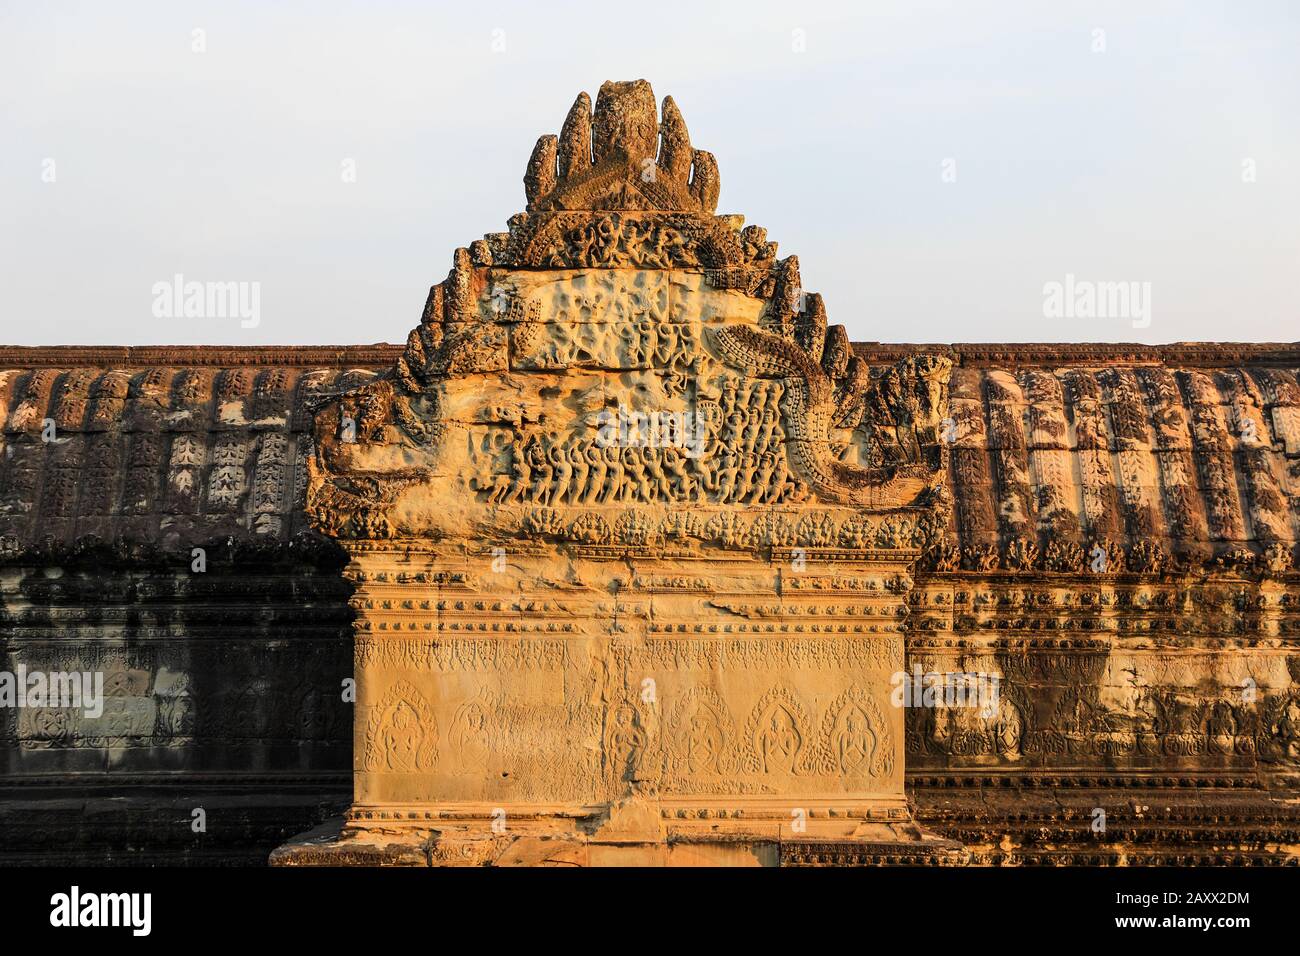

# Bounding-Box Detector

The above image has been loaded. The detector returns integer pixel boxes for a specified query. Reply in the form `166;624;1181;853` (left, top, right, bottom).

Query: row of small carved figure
906;692;1300;762
475;380;812;507
476;432;810;508
519;505;935;550
926;538;1297;576
364;684;894;782
604;692;894;782
17;687;348;744
561;215;707;270
524;313;701;377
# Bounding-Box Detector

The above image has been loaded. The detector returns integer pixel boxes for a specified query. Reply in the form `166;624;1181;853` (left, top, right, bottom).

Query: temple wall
1;346;1298;863
4;75;1296;865
0;352;376;862
0;550;353;863
907;577;1300;778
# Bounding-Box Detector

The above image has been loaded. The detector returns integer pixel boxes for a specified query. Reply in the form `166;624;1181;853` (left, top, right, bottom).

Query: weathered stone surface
301;83;948;863
0;350;366;862
2;82;1300;865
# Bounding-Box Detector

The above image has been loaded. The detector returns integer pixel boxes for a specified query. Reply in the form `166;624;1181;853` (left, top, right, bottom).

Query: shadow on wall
0;534;354;864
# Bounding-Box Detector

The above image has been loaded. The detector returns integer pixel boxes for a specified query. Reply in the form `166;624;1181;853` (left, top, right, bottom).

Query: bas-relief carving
177;78;1297;864
0;362;1294;867
303;80;949;837
363;681;438;773
357;664;900;804
3;632;349;763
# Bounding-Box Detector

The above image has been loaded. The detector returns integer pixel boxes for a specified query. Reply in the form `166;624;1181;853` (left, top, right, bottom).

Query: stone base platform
270;802;969;867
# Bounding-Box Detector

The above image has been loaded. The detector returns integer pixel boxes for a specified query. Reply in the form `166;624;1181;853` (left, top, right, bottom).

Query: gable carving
306;79;953;551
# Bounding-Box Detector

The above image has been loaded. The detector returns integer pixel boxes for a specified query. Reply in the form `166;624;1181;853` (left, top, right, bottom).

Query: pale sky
2;0;1297;347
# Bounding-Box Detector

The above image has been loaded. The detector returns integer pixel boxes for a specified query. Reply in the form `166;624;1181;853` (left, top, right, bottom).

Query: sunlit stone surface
2;81;1298;866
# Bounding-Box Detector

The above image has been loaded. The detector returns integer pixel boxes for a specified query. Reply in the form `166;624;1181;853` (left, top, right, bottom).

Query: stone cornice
2;340;1296;370
853;341;1300;367
0;344;403;369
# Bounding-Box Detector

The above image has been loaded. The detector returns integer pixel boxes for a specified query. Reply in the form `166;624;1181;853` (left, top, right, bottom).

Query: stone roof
0;348;392;555
935;350;1300;575
1;342;1296;572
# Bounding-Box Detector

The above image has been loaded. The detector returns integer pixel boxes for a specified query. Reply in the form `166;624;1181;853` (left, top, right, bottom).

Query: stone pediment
306;80;954;554
293;83;961;857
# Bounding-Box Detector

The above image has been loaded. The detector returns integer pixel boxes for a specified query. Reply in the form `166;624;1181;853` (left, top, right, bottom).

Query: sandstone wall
1;344;1296;862
0;350;377;861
